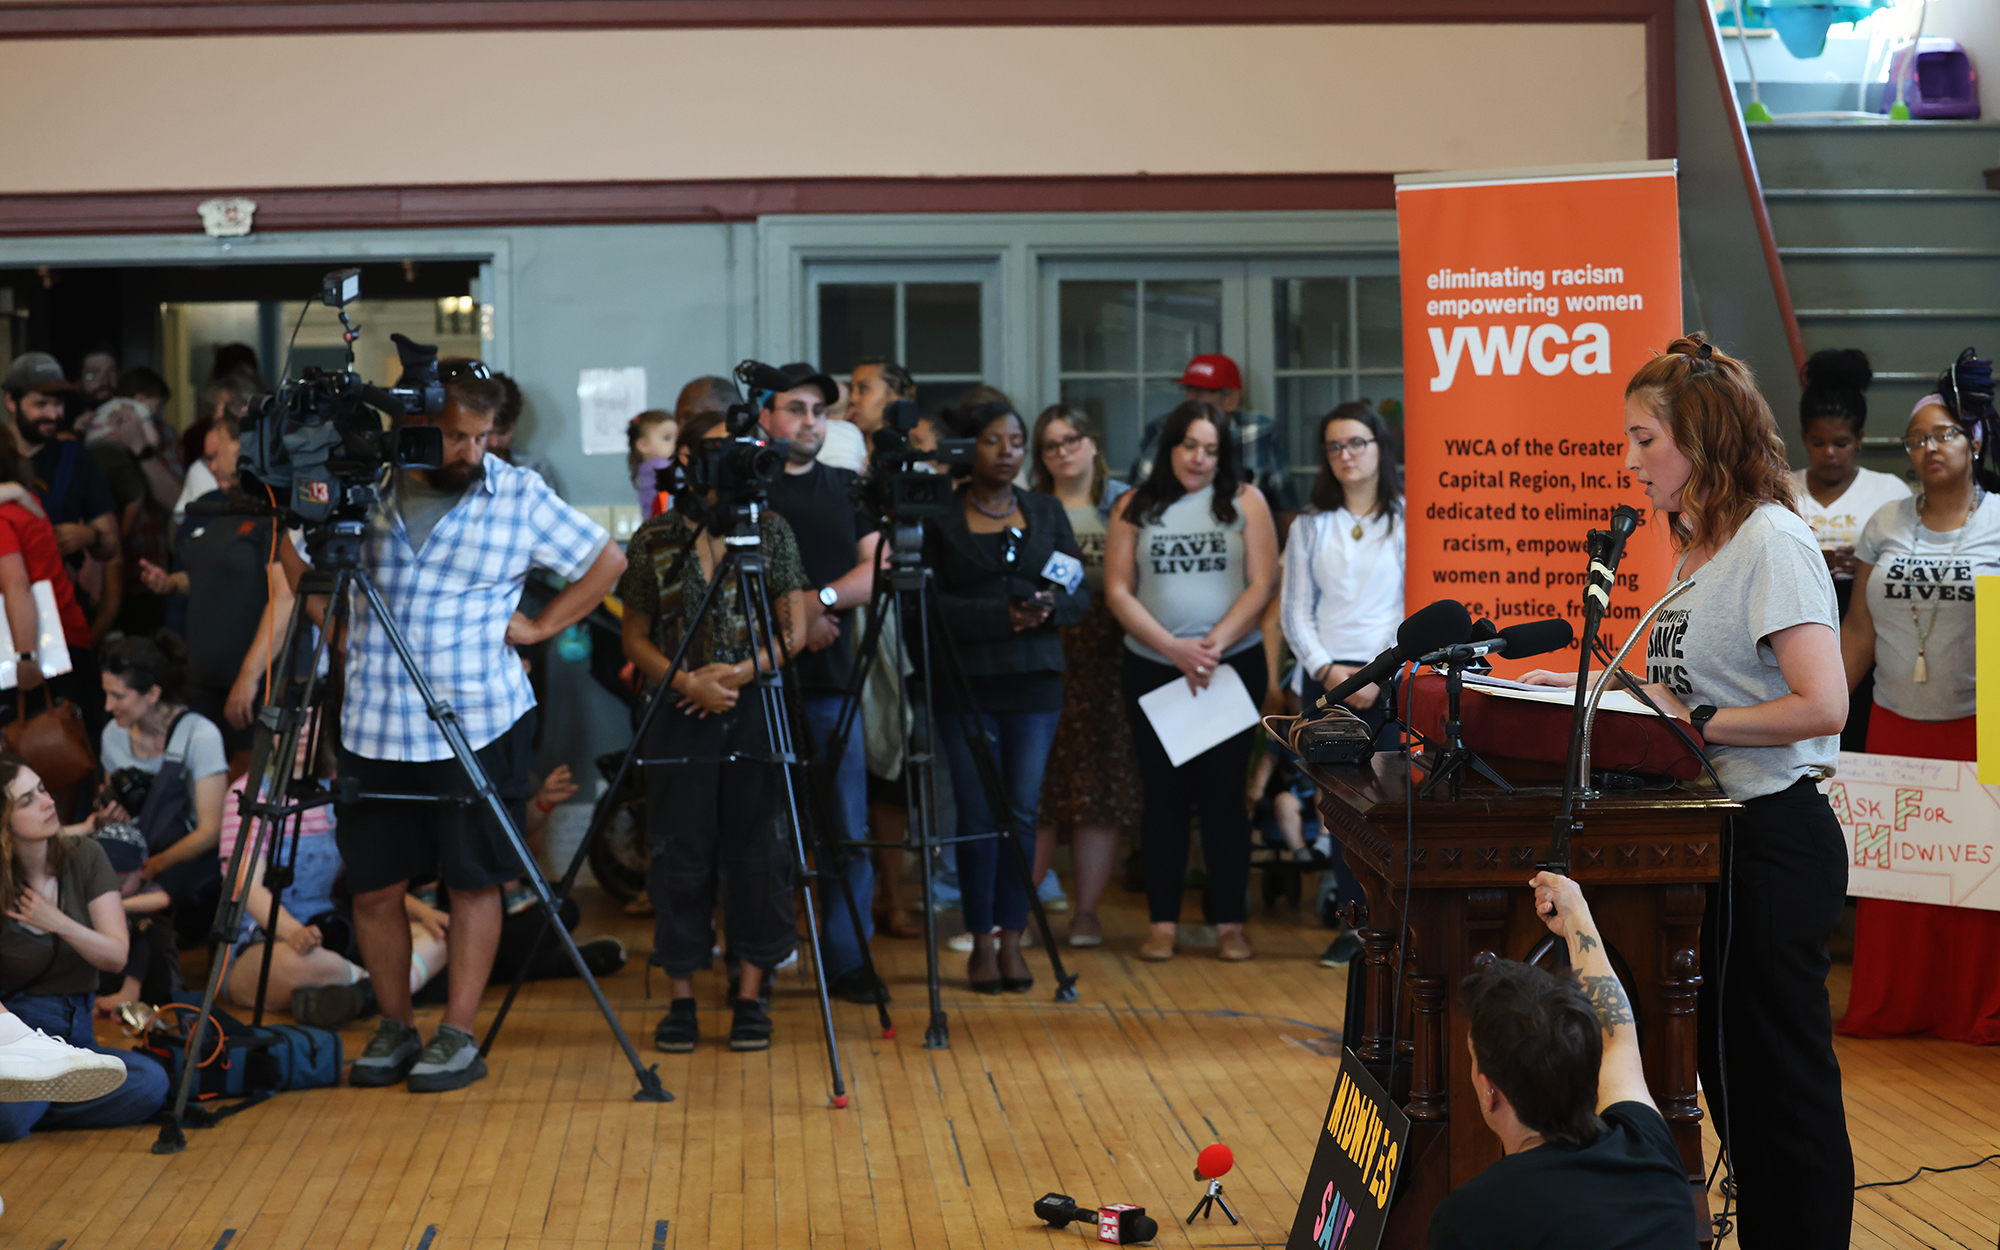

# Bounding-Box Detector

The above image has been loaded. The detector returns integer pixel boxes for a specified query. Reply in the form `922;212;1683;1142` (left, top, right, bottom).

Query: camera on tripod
853;397;976;521
237;268;457;529
665;359;795;532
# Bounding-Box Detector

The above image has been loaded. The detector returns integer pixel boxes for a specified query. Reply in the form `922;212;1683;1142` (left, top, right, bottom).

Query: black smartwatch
1689;704;1718;735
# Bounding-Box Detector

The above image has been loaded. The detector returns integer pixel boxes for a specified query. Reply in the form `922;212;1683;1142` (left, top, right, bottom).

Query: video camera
854;397;977;522
666;360;794;533
237;268;453;528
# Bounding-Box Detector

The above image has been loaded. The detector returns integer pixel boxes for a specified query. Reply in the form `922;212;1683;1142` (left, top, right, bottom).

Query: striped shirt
338;455;608;761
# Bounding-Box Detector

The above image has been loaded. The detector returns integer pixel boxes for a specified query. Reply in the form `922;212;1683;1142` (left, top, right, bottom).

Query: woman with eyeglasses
1028;405;1140;948
924;399;1089;993
1838;348;2000;1046
1104;400;1278;964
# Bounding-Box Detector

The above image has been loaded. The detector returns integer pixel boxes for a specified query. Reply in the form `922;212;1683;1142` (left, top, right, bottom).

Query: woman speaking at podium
1524;334;1852;1247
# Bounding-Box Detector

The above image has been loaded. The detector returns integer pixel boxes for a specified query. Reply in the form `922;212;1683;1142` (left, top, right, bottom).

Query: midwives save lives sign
1287;1048;1409;1250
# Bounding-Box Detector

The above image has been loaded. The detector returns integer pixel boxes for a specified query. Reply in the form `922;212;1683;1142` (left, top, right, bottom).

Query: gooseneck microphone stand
157;517;670;1155
1545;506;1640;874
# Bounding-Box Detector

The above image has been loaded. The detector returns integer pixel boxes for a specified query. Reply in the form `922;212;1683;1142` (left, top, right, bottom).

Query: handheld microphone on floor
1034;1194;1159;1244
1314;598;1473;711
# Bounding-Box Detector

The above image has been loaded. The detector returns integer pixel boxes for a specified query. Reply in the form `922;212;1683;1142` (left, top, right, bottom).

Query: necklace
968;487;1018;520
1909;487;1981;684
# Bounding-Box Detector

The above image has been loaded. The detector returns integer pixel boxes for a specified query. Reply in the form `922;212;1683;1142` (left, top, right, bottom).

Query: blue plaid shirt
339;456;609;762
1129;408;1297;511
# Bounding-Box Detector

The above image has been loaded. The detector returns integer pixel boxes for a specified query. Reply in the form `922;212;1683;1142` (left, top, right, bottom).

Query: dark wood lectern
1308;755;1736;1247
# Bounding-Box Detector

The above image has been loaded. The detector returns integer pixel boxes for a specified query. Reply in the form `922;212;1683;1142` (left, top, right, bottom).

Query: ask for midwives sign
1822;754;2000;913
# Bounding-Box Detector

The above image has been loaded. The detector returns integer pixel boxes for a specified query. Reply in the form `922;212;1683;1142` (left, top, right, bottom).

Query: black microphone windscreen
1396;598;1473;657
1468;617;1499;643
1610;504;1641;537
1496;617;1575;660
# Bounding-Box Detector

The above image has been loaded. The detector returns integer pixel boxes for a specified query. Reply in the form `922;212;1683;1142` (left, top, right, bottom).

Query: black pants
491;897;582;984
1699;777;1853;1248
1123;646;1267;926
643;695;798;978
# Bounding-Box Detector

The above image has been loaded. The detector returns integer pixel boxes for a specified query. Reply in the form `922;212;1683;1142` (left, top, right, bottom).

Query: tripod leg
479;546;737;1060
352;571;671;1103
906;587;950;1050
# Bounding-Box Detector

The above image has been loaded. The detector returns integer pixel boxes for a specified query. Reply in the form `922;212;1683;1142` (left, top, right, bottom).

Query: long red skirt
1837;704;2000;1045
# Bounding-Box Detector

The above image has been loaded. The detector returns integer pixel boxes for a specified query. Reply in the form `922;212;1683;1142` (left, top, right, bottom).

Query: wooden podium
1307;753;1736;1247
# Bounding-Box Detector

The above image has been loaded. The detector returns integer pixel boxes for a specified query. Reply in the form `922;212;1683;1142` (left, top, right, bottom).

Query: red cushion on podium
1403;672;1707;781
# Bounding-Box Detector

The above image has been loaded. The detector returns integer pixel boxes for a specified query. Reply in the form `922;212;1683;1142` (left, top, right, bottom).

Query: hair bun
1803;348;1872;394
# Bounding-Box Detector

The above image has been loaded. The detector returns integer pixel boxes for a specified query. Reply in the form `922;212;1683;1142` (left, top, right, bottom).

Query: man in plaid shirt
331;373;625;1094
1127;353;1298;516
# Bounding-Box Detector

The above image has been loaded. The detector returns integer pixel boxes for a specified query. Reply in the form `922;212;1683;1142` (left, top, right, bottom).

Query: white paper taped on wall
578;367;647;457
0;580;76;691
1822;752;2000;913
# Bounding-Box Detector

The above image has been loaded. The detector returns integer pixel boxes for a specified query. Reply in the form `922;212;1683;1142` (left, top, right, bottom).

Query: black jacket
922;487;1091;678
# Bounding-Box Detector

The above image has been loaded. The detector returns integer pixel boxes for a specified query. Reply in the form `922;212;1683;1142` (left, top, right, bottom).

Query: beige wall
0;23;1648;193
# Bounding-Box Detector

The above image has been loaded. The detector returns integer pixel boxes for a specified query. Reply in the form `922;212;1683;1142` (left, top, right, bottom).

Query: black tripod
817;513;1079;1050
155;522;670;1154
480;502;886;1105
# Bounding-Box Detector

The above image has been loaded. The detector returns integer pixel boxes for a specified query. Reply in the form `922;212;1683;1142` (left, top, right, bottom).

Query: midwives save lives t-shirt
1856;493;2000;722
1425;1102;1696;1250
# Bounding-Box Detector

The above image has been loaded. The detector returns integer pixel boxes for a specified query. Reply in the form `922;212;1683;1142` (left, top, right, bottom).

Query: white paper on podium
1460;672;1653;717
0;580;75;691
1137;662;1262;767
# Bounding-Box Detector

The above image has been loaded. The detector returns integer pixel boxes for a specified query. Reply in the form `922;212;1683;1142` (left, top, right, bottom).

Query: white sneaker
0;1029;127;1104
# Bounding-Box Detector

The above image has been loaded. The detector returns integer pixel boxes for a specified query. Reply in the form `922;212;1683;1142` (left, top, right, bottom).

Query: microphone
1421;617;1575;666
1315;599;1472;710
1194;1144;1234;1181
1586;505;1642;613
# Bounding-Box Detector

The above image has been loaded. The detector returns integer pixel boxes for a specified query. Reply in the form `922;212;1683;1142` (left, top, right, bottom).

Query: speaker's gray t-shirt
1122;484;1260;664
1856;494;2000;722
1645;503;1839;800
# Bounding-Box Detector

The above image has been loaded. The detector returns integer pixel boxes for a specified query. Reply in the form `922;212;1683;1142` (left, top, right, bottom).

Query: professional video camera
666;359;795;533
237;268;451;529
853;397;976;522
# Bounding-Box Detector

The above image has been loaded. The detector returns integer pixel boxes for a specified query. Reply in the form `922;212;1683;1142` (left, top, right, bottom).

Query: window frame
805;259;1003;400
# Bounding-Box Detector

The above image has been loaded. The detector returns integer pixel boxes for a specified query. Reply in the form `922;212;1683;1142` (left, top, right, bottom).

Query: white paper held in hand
0;580;75;691
1137;662;1262;768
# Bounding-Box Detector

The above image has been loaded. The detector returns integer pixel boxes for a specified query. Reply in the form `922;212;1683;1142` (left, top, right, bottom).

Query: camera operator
756;363;887;1004
618;409;812;1055
1426;873;1697;1249
327;374;625;1094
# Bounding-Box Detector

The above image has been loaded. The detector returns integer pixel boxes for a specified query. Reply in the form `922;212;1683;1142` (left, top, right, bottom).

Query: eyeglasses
1325;437;1377;457
1042;433;1089;456
1903;426;1968;453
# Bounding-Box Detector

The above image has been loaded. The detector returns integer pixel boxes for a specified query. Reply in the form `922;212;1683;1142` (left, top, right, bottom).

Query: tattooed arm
1530;871;1656;1113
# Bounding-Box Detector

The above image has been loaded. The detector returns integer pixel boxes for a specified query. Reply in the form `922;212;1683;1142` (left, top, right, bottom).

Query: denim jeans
936;707;1060;934
804;695;875;980
0;992;170;1141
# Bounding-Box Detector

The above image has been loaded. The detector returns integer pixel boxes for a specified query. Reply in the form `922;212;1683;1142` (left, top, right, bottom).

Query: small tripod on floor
156;514;671;1155
480;457;888;1106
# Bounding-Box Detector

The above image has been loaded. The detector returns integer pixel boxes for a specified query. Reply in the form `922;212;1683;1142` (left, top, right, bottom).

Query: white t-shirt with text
1791;467;1911;576
1856;493;2000;722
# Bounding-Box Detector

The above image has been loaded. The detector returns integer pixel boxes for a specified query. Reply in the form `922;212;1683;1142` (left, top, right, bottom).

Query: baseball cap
3;352;74;395
1179;354;1242;391
772;362;840;405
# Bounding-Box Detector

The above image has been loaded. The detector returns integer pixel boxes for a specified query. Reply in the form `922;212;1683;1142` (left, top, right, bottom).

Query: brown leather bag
4;686;97;790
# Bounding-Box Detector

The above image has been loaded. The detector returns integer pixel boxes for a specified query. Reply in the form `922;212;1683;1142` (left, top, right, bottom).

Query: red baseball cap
1179;354;1242;391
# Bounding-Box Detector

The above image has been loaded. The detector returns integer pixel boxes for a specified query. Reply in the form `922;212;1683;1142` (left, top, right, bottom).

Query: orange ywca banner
1397;160;1682;676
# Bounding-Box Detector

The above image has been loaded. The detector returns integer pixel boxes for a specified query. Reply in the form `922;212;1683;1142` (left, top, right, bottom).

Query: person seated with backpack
0;754;168;1141
1427;872;1698;1249
214;715;450;1030
95;631;229;949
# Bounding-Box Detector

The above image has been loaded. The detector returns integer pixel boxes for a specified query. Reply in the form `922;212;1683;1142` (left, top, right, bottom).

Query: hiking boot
291;979;377;1030
827;968;890;1006
349;1017;421;1087
406;1023;488;1093
728;998;773;1052
655;999;698;1053
578;937;628;978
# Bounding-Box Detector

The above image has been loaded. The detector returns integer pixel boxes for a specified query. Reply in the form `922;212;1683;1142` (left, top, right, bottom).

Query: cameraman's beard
427;460;486;492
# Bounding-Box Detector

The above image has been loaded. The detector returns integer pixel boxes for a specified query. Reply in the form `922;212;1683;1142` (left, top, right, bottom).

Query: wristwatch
1689;704;1718;735
817;586;839;608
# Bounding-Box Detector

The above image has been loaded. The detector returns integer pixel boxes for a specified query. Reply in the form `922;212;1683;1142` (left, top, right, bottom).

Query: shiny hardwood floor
0;886;1993;1249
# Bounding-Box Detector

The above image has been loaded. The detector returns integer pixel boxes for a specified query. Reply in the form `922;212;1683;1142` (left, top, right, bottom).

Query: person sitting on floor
1427;872;1698;1250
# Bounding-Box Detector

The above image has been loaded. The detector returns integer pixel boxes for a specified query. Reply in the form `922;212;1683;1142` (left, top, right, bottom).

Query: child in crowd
628;410;679;520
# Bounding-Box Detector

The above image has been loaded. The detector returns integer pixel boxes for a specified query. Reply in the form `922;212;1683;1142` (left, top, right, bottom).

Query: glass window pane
915;380;987;416
819;284;895;375
1061;378;1141;479
1275;278;1348;371
1059;281;1138;374
1357;277;1403;369
1356;374;1405;427
1277;376;1348;471
1142;280;1222;375
905;283;982;375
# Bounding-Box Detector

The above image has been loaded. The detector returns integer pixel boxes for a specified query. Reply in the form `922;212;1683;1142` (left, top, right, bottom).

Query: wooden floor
2;886;1996;1249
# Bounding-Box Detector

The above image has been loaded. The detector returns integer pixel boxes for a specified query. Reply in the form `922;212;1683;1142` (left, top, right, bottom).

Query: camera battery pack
1296;710;1376;767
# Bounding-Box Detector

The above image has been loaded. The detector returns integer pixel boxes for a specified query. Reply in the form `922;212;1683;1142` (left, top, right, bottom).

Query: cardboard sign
1396;161;1682;677
1822;752;2000;912
1287;1048;1410;1250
